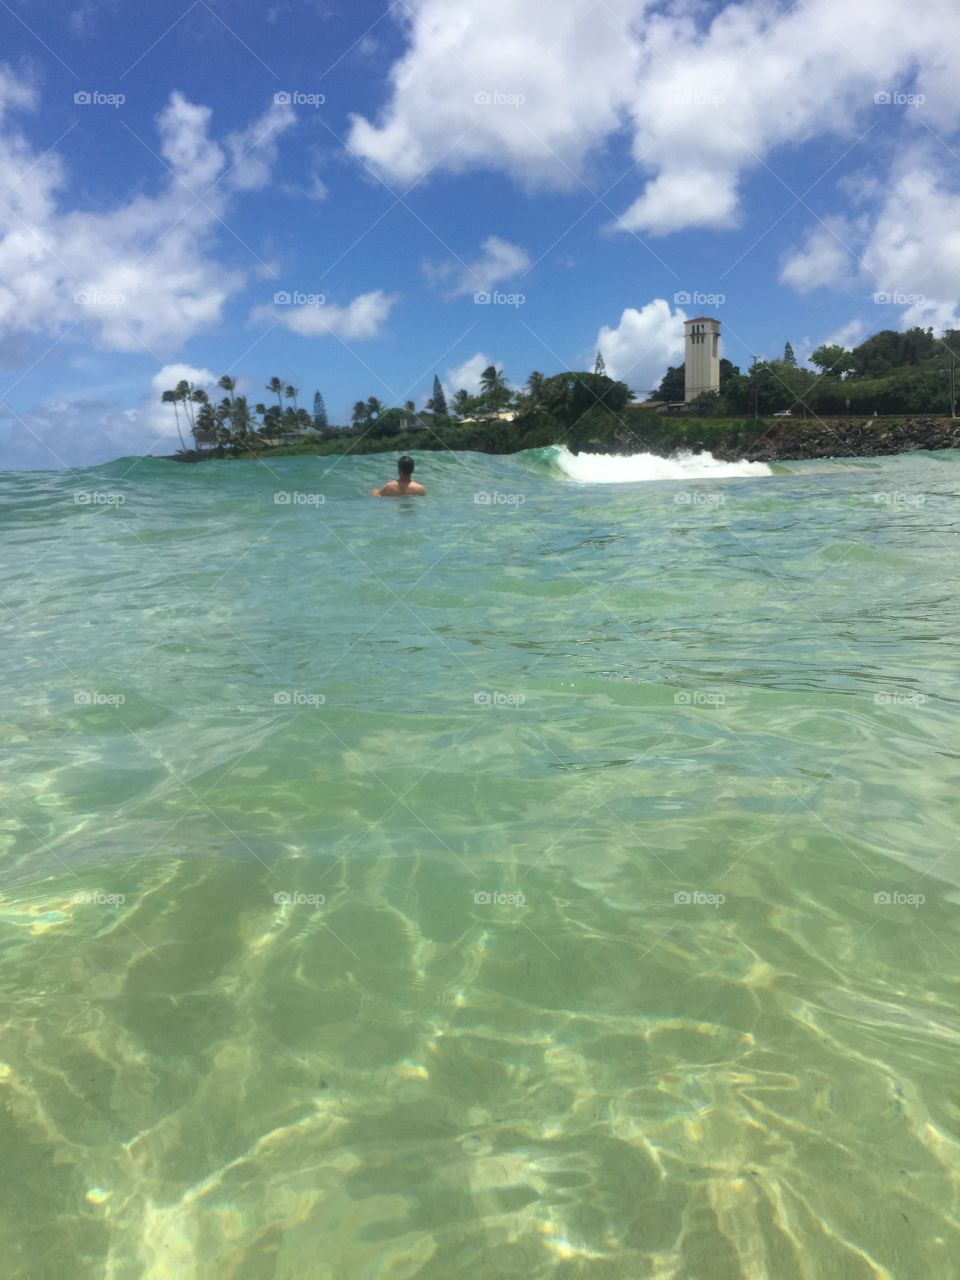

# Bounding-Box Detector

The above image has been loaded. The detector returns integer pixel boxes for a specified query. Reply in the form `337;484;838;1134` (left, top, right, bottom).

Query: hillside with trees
656;328;960;417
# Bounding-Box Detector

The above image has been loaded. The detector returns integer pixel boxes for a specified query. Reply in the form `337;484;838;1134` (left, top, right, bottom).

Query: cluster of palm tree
350;396;416;428
161;376;317;452
162;360;627;453
349;365;520;434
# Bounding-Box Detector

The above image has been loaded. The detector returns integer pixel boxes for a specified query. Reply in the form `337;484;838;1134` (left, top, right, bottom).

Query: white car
773;409;793;417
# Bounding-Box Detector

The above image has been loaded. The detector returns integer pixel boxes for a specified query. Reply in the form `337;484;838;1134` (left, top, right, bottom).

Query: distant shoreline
157;415;960;465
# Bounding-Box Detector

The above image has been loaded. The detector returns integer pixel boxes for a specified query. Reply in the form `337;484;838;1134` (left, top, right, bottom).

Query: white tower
684;316;721;402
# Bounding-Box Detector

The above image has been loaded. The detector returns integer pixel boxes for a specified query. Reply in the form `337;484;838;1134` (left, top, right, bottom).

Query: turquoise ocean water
2;444;959;1278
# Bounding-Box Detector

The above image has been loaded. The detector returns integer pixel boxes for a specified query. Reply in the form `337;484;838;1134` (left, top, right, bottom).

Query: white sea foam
552;445;772;484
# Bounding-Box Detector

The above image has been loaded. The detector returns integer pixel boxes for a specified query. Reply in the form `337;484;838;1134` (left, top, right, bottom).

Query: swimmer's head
398;455;414;476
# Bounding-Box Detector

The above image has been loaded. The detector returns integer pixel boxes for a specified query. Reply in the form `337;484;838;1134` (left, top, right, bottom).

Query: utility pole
951;348;957;419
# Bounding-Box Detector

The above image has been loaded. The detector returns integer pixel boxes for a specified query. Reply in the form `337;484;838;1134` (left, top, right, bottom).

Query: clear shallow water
2;444;960;1279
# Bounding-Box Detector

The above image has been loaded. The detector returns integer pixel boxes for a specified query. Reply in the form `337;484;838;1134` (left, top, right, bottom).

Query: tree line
161;349;637;454
656;328;960;417
348;365;517;436
160;377;330;451
347;354;617;438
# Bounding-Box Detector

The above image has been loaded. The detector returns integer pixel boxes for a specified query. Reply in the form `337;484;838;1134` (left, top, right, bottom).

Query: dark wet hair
398;455;414;475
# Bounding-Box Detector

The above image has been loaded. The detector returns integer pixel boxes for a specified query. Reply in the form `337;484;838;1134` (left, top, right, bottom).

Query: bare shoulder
408;482;427;495
376;480;400;496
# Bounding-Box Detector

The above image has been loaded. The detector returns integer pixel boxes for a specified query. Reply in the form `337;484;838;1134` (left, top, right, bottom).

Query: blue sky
1;0;958;468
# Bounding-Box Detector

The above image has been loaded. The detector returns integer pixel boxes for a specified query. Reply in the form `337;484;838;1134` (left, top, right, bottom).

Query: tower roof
685;316;721;324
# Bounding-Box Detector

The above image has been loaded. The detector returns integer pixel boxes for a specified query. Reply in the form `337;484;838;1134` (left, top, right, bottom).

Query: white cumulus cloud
252;290;398;340
861;162;960;314
0;76;295;357
596;299;687;394
346;0;960;237
779;223;856;293
426;235;531;298
444;352;495;399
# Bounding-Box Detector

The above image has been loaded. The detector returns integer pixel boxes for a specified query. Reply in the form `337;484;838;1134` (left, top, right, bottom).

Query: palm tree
452;389;471;418
213;376;233;423
542;375;574;417
195;398;217;446
351;400;368;428
480;365;507;397
404;400;416;414
190;388;209;448
479;365;511;414
214;400;231;447
267;377;284;411
161;388;187;452
525;371;544;401
232;395;252;444
285;385;299;412
260;405;281;438
174;380;198;441
366;396;383;421
279;407;299;440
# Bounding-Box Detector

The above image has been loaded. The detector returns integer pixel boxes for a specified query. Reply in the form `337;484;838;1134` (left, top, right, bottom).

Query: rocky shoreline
696;416;960;463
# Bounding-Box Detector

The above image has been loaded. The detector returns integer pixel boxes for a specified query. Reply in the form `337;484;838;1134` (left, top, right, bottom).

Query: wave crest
548;445;772;484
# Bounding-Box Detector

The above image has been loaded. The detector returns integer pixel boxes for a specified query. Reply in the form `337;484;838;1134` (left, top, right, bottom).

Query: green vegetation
161;329;959;463
312;391;328;431
656;327;960;417
160;375;321;451
429;374;448;418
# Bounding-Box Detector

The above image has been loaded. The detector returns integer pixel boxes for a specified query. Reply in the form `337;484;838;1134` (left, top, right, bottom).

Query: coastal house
399;412;436;432
458;409;518;425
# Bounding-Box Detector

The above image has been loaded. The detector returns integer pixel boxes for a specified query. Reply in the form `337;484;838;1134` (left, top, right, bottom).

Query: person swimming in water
371;455;426;497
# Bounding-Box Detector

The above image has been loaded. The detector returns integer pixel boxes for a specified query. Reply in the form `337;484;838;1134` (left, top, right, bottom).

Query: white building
684;316;721;401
